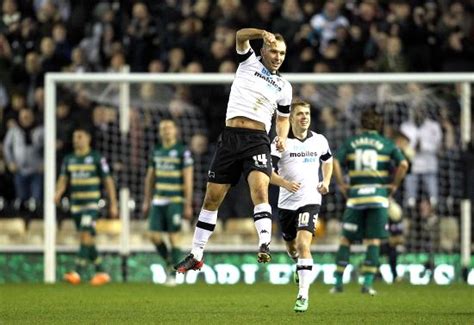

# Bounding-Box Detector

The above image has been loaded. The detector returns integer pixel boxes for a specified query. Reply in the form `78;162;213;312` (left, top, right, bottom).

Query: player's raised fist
262;30;276;46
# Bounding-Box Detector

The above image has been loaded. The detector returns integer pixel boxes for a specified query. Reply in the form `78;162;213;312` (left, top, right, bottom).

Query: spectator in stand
192;0;213;37
319;39;345;72
77;3;115;71
400;106;442;208
309;0;349;53
249;0;275;32
0;0;21;37
174;16;205;62
202;40;231;72
71;88;94;127
2;91;26;130
51;22;72;64
31;87;44;124
65;47;92;73
10;51;44;107
441;29;474;72
375;36;408;72
350;0;378;49
148;59;165;73
166;47;186;73
0;34;12;90
13;17;40;61
107;51;126;73
3;108;44;212
210;0;248;29
272;0;304;48
35;0;63;37
125;2;159;72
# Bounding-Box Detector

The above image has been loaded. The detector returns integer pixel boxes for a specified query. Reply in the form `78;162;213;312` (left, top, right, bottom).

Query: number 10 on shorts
298;212;316;227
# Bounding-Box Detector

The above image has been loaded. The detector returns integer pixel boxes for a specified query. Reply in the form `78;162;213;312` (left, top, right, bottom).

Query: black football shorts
207;127;272;185
278;204;321;242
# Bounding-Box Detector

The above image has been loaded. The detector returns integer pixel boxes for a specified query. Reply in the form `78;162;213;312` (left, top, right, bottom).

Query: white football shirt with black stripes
225;47;292;133
271;131;333;210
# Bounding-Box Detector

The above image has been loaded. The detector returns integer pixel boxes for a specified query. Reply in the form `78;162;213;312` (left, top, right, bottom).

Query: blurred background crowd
0;0;473;253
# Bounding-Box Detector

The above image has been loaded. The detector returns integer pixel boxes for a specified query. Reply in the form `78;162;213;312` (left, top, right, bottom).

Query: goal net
43;73;472;282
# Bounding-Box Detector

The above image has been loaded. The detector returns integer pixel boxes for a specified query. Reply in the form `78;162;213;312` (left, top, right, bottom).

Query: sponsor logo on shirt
254;70;282;91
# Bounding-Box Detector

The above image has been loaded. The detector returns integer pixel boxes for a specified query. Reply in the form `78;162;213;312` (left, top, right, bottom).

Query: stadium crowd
0;0;473;251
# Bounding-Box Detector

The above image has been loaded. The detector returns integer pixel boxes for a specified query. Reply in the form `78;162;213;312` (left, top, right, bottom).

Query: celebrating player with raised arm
174;28;292;273
270;100;333;312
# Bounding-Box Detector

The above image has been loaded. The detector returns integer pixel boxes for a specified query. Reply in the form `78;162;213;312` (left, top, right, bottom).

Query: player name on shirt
350;137;384;150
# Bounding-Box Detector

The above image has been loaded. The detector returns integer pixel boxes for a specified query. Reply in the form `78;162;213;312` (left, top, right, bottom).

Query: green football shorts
148;203;183;233
72;210;99;235
341;207;389;241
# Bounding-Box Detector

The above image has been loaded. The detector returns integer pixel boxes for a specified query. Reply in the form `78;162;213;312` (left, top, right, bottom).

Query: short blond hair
290;99;310;117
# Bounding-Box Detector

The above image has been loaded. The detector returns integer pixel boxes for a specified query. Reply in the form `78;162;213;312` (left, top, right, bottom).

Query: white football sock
253;203;272;246
297;258;313;299
190;209;217;261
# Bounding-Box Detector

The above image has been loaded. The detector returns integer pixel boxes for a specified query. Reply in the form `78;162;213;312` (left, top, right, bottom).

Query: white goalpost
44;72;473;283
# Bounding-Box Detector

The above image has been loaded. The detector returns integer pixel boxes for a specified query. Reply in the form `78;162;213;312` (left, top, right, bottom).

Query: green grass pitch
1;282;473;324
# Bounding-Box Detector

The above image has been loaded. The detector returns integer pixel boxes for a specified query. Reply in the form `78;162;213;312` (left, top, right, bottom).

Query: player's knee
168;232;179;246
340;237;351;246
364;238;380;246
202;197;220;210
249;186;268;204
149;232;162;244
80;232;94;244
203;188;225;210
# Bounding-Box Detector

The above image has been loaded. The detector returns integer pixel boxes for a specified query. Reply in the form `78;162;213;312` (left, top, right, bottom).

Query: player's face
291;105;311;132
159;120;177;142
261;40;286;72
73;130;90;151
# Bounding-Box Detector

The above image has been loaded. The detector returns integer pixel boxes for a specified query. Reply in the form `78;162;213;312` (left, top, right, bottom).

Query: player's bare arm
318;160;333;195
236;28;275;53
333;159;349;198
387;159;409;196
54;175;68;205
142;167;154;217
182;165;194;220
275;115;290;152
270;171;301;193
105;176;118;218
